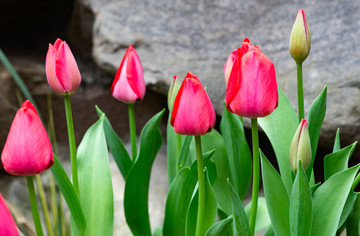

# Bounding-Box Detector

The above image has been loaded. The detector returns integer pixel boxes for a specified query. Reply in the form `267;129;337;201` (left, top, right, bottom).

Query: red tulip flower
226;38;278;118
224;50;237;86
1;100;54;176
0;194;18;236
111;45;146;104
45;38;81;94
170;72;216;135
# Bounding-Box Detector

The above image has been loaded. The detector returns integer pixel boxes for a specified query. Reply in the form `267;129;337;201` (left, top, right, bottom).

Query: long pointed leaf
258;87;298;194
346;193;360;235
307;86;327;177
167;115;178;184
51;155;86;234
220;103;252;200
124;110;164;236
227;180;251;236
77;115;114;236
333;128;341;152
95;106;132;179
311;164;360;236
260;151;290;236
205;215;233;236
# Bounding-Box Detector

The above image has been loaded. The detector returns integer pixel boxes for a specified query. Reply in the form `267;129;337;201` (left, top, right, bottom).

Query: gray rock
79;0;360;152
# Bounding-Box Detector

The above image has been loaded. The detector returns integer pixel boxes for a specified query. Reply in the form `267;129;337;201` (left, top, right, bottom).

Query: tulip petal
53;38;63;50
0;194;18;236
171;73;215;135
46;44;65;93
55;41;81;94
126;46;145;101
1;101;53;176
111;57;139;103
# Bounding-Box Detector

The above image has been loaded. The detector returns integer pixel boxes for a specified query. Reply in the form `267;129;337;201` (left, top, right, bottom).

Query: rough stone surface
81;0;360;152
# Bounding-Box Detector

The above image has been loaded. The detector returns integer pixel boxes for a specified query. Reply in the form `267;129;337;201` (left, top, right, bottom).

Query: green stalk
64;93;79;194
297;63;305;122
195;135;205;236
35;175;54;236
249;118;259;235
128;103;137;159
26;176;44;236
176;133;182;171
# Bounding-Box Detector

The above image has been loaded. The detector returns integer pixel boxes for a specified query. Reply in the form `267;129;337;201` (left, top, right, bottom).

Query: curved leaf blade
124;110;165;236
77;115;114;236
205;215;233;236
51;155;86;234
95;106;132;179
258;87;298;194
260;151;290;236
311;164;360;236
220;103;252;200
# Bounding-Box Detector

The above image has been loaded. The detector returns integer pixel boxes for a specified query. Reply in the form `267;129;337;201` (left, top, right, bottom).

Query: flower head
111;45;146;104
1;100;54;176
170;72;216;135
46;38;81;94
0;194;18;236
168;75;181;112
289;119;311;173
226;38;278;118
289;9;311;64
224;50;237;86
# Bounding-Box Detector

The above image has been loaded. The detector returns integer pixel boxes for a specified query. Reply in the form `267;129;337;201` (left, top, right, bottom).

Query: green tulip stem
195;135;205;236
64;93;79;194
26;176;44;236
35;175;54;236
249;118;259;235
297;62;305;122
128;103;137;159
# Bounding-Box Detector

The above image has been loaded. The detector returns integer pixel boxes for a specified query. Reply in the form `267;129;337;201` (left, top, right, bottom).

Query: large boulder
75;0;360;152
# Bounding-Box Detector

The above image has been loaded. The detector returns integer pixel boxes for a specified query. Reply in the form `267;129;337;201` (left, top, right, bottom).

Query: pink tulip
1;100;54;176
224;50;237;86
226;38;278;118
111;45;146;104
45;38;81;94
0;194;18;236
170;72;216;135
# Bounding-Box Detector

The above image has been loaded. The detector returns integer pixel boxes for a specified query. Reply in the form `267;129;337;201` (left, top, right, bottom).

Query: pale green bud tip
168;75;181;112
289;119;312;173
289;9;311;64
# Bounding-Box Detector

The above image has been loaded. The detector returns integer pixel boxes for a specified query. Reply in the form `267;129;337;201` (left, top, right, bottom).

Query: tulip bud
0;194;18;236
111;45;146;104
226;38;278;118
170;72;216;135
289;119;311;173
289;9;311;64
1;100;54;176
224;50;237;86
46;38;81;94
168;75;181;112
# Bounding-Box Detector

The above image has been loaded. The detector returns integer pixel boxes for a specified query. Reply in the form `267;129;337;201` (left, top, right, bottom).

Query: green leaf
311;164;360;236
51;155;86;234
346;193;360;235
260;151;290;236
153;226;163;236
264;225;275;236
205;215;233;236
289;162;312;236
307;86;327;178
324;142;356;180
166;115;178;184
227;180;251;236
200;129;232;215
178;135;193;169
124;110;165;236
185;168;217;236
77;115;113;235
244;197;271;233
339;190;358;229
95;106;132;179
310;182;321;196
220;103;252;200
333;128;341;152
163;151;216;236
258;87;298;194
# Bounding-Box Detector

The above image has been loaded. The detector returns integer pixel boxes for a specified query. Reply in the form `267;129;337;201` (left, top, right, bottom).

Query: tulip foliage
1;8;360;236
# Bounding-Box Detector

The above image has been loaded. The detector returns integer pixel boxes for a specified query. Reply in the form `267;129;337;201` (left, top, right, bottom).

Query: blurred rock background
0;0;359;235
